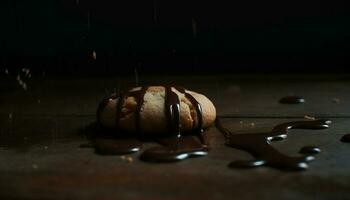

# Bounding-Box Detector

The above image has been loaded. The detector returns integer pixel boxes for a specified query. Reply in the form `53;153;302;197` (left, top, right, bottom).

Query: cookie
97;86;216;134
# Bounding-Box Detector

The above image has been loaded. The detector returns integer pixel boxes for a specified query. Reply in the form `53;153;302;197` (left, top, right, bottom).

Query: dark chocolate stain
299;146;321;154
141;135;208;162
279;96;305;104
80;123;144;155
94;138;142;155
216;119;331;171
340;134;350;143
229;160;266;168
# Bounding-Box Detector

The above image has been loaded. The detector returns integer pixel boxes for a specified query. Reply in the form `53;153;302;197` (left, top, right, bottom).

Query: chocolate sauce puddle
94;138;143;155
216;119;331;170
299;146;321;154
80;124;144;155
279;96;305;104
141;135;209;162
340;134;350;143
92;86;208;162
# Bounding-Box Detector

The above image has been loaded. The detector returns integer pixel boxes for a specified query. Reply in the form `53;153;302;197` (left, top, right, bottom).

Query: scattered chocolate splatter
216;119;331;171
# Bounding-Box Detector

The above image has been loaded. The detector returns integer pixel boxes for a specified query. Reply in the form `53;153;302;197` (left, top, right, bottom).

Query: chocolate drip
140;86;208;162
216;119;331;170
94;91;144;155
94;87;148;155
175;87;206;144
128;87;148;132
175;87;203;129
164;86;181;135
341;134;350;143
115;93;124;128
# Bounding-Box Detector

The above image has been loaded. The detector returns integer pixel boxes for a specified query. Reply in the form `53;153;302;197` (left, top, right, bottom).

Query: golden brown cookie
97;86;216;134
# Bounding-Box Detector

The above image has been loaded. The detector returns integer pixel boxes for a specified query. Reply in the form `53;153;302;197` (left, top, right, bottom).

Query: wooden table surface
0;74;350;200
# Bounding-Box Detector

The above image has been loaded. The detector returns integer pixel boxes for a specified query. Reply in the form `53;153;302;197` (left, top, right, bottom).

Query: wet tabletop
0;74;350;199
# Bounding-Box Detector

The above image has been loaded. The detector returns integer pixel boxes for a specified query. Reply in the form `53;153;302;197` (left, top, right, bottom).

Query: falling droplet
134;67;139;87
192;18;197;38
22;83;27;91
92;51;97;60
87;11;90;32
25;68;30;76
5;69;9;74
16;74;28;91
153;0;158;23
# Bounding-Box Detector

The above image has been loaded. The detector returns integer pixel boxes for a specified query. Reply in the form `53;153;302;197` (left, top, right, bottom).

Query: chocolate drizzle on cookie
140;86;208;162
216;119;331;170
115;92;126;129
164;86;181;136
176;87;206;144
128;87;148;132
95;86;208;162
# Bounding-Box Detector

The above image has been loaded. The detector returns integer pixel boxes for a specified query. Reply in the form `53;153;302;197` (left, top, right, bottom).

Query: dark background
0;0;348;75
